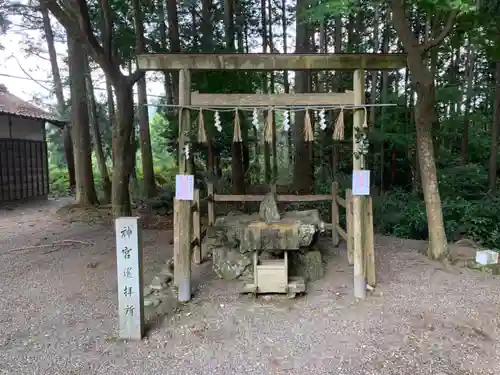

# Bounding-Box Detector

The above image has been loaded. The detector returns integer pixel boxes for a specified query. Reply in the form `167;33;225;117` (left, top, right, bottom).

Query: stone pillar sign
115;217;144;340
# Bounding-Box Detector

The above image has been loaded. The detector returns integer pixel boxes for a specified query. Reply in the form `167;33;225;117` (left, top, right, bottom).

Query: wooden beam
190;91;354;106
337;225;347;241
212;193;332;202
137;53;407;71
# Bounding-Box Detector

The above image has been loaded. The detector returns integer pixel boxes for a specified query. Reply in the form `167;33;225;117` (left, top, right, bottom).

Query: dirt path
0;201;499;375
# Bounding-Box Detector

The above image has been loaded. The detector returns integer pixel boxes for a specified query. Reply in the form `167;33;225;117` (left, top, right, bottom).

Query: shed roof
0;84;67;127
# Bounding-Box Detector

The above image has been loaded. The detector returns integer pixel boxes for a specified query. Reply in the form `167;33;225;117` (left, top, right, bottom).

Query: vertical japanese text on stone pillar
115;217;144;340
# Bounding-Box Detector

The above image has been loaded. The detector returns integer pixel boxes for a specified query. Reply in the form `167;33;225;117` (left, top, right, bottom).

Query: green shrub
438;164;488;200
374;190;500;250
49;166;70;197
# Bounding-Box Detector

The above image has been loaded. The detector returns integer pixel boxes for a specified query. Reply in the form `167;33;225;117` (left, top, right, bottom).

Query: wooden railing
330;182;357;264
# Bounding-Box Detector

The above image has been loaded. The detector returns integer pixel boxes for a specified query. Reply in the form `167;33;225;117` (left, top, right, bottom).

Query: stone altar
203;194;326;295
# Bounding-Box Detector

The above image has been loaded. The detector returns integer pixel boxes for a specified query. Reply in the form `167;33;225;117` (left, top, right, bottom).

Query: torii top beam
136;53;407;71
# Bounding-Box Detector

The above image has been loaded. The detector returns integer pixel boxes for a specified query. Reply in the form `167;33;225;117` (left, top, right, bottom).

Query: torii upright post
174;69;192;302
352;69;367;299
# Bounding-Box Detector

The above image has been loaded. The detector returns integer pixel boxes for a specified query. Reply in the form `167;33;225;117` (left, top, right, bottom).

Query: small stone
144;297;161;307
166;258;174;270
150;275;171;290
259;193;280;224
158;266;174;278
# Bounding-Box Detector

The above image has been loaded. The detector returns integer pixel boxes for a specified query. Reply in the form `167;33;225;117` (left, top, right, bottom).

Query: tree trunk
235;0;245;52
390;0;450;260
332;15;342;181
112;82;136;216
319;17;330;180
261;0;271;184
461;35;474;165
137;76;156;197
42;6;75;190
63;125;76;192
370;8;380;128
268;0;277;181
84;56;111;202
224;0;245;194
223;0;235;50
67;35;98;206
380;12;389;193
157;0;173;106
106;77;116;162
281;0;292;168
200;0;217;180
132;0;156;197
166;0;180;101
292;0;313;193
201;0;213;50
410;52;448;259
488;61;500;194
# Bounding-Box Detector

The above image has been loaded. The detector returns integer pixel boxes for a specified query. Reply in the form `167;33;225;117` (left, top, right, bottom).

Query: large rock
259;193;281;224
212;246;252;280
289;249;324;282
240;220;316;252
206;209;326;281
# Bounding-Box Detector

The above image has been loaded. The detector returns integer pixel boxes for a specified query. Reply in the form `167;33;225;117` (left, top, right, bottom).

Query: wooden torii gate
136;53;406;301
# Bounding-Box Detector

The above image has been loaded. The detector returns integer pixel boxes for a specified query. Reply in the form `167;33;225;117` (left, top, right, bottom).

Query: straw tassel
333;108;345;140
304;109;314;142
233;109;242;142
197;109;207;143
264;108;274;143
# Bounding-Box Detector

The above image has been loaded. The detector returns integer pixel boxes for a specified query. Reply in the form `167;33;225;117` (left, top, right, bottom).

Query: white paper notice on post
175;174;194;200
352;170;370;196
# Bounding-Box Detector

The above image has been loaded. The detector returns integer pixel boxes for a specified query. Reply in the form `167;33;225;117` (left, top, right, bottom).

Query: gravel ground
0;200;499;375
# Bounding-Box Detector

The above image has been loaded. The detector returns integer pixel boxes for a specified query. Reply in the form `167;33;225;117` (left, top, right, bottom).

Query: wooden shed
0;84;66;203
